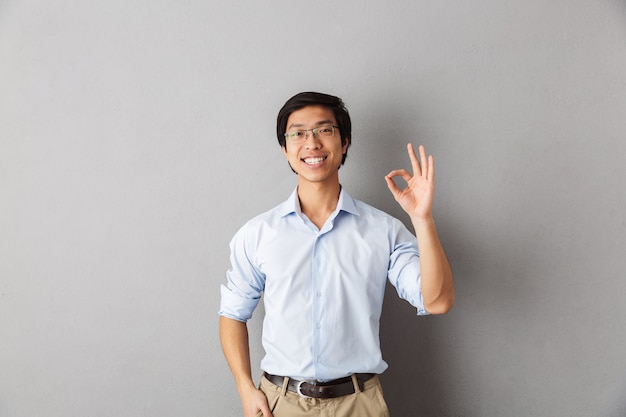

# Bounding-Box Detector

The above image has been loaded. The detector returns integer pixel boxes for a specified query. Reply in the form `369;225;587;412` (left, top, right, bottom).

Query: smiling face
282;105;349;187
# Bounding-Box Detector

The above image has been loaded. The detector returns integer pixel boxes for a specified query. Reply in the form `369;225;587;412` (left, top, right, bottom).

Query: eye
319;127;332;134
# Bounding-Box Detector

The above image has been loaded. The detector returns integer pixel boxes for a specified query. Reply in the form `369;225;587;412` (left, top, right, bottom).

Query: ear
342;137;350;154
281;145;288;157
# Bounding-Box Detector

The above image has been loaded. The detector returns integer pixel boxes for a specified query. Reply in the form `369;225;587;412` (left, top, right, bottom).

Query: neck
297;181;342;229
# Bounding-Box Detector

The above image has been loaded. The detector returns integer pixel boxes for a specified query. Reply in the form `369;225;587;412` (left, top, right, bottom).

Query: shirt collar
278;186;360;218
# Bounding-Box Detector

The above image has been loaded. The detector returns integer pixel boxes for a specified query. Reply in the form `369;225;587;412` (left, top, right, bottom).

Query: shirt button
316;323;321;329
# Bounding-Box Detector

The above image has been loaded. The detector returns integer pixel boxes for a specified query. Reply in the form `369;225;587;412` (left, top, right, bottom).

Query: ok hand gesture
385;144;435;221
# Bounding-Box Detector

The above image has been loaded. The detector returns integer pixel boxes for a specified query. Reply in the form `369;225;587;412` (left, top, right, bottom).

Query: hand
241;386;272;417
385;144;435;221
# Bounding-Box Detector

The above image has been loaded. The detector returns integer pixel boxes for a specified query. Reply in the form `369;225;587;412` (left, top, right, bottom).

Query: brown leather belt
263;372;376;399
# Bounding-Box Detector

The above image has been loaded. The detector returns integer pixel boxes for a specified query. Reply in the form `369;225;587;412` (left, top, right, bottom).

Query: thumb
385;175;401;199
255;405;273;417
262;404;273;417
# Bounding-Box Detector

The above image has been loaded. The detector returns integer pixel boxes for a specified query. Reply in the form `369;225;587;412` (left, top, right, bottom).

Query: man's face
282;105;348;186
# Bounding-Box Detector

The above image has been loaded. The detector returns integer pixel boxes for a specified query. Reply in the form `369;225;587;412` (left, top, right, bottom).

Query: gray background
1;1;625;416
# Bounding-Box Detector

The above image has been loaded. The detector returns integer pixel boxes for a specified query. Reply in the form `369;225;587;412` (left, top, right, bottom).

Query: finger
385;174;402;199
428;154;435;183
386;169;412;182
418;145;427;179
258;405;273;417
407;143;422;177
259;397;273;417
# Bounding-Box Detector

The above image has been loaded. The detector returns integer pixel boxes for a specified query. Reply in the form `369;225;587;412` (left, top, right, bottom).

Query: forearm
220;316;272;417
219;316;256;393
412;216;455;314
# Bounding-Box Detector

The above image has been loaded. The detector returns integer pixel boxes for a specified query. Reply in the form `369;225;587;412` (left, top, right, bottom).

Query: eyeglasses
284;125;338;143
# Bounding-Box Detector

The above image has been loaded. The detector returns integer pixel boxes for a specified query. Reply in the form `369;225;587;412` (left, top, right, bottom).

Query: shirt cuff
218;284;261;322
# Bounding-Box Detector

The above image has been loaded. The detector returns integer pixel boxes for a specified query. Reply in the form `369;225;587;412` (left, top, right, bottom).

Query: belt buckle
296;380;316;399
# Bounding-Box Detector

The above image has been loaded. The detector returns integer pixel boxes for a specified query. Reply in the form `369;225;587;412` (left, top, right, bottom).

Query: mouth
302;156;327;166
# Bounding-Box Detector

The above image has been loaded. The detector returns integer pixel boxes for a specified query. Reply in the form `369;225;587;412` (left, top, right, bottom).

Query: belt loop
280;376;289;397
350;374;361;394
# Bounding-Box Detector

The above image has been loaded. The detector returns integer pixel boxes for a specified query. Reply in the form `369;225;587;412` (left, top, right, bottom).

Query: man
219;92;454;417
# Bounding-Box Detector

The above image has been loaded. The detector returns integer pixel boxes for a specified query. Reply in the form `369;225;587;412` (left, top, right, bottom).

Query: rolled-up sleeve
387;219;429;316
218;224;265;322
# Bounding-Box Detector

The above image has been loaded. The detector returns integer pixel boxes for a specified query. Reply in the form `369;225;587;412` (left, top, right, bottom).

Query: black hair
276;92;352;165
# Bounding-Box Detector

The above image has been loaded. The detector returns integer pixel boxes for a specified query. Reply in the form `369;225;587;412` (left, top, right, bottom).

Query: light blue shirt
219;187;428;381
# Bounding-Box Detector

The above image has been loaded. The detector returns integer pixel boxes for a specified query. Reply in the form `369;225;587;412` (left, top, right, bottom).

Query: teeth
304;157;325;165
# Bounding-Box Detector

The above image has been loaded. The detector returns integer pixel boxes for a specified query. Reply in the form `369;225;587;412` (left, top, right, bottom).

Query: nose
304;130;321;148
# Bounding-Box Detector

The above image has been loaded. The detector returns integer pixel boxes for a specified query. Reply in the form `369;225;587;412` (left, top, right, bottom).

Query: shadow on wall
358;86;594;415
358;91;464;416
353;93;472;417
599;375;626;417
379;291;454;417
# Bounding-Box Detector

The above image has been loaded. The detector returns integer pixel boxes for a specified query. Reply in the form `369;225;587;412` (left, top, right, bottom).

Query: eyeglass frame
283;125;339;143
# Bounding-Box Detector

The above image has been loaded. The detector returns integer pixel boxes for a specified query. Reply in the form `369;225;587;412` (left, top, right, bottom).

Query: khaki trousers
257;374;390;417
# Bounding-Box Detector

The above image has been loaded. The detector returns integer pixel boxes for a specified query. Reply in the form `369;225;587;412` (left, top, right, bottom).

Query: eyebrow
287;119;336;130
